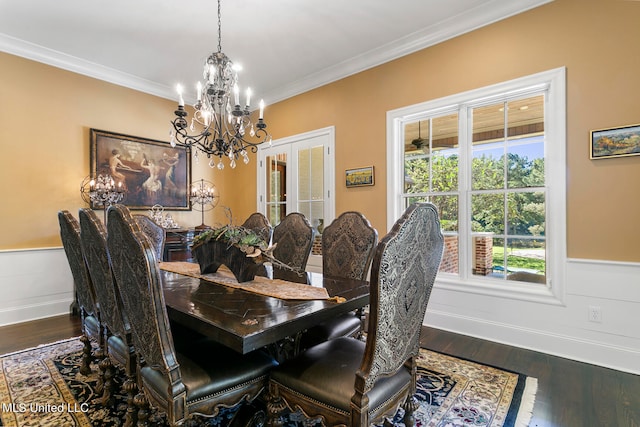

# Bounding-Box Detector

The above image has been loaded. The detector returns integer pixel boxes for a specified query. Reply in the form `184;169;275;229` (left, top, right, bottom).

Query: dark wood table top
161;270;369;354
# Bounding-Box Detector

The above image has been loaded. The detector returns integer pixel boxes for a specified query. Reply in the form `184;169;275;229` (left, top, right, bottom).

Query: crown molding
0;33;175;100
261;0;553;104
1;0;552;105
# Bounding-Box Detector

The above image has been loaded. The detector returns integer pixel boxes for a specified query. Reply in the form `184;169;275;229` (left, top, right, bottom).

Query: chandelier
80;174;125;222
169;0;271;170
190;178;220;229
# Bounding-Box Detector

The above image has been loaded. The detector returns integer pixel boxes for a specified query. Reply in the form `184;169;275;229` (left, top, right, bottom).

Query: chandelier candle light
170;0;271;170
80;174;125;222
190;178;220;229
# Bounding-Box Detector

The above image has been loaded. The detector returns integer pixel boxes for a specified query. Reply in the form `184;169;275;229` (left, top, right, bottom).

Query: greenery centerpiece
191;221;298;282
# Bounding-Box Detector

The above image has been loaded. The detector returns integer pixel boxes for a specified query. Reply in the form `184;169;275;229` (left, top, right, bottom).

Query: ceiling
0;0;551;107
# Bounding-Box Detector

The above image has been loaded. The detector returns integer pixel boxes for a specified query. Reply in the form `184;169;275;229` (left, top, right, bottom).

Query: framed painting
590;123;640;159
345;166;374;187
90;129;191;210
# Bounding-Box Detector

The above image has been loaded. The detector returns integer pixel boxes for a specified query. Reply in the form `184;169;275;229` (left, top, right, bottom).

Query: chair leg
265;385;286;427
99;357;117;407
122;375;138;427
95;347;105;394
402;394;419;427
79;334;93;376
133;392;151;427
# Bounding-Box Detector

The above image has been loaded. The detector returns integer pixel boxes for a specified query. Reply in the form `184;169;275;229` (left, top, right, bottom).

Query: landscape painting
590;124;640;159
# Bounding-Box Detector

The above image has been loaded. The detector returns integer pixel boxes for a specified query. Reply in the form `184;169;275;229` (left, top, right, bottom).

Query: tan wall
0;53;228;250
3;0;640;262
236;0;640;262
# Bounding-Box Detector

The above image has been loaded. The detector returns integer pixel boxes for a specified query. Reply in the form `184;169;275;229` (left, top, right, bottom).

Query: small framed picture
590;123;640;159
345;166;375;187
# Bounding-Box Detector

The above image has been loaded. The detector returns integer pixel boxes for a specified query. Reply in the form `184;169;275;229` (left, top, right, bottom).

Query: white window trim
386;67;566;306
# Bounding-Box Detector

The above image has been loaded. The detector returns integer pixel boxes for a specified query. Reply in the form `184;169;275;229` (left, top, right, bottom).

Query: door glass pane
266;153;286;226
298;145;324;231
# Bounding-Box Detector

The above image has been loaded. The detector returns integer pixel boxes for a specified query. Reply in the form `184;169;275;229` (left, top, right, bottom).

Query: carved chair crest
322;211;378;281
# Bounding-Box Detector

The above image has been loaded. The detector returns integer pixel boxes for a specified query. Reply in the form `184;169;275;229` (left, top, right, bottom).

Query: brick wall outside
311;232;492;276
312;235;322;255
440;235;459;273
473;234;493;275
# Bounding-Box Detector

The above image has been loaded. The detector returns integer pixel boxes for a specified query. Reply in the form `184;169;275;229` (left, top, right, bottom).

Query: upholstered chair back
322;211;378;281
58;210;97;319
79;208;127;339
241;212;272;244
108;204;278;425
134;214;166;261
271;212;314;283
107;205;181;404
358;202;444;393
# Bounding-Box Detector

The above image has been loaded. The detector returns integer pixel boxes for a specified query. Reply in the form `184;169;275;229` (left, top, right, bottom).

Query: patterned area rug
0;338;536;427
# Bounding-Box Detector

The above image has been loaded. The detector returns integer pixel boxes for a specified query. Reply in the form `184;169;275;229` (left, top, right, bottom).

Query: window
387;68;566;302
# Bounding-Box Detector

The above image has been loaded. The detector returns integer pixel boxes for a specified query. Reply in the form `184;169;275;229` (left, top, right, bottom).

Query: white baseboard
426;309;640;375
0;299;73;326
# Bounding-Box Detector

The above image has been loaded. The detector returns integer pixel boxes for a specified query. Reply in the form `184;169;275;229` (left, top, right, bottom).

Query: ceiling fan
411;120;427;150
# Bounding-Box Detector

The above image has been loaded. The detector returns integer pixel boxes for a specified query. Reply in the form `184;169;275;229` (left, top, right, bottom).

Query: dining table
159;261;369;360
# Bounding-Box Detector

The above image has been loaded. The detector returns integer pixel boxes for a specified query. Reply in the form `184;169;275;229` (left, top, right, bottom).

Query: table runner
159;261;330;300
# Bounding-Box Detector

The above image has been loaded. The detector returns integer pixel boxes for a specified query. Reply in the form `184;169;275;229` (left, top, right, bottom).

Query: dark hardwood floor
0;315;638;427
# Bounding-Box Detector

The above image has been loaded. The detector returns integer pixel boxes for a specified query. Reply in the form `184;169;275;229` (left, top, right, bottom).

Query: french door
257;126;335;263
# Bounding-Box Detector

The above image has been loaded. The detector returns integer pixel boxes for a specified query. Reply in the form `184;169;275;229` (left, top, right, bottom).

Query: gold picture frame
90;128;191;209
590;123;640;159
345;166;374;187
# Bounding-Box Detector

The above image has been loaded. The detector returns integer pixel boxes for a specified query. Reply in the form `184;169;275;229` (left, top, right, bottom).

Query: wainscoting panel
426;258;640;374
0;248;74;326
2;249;638;374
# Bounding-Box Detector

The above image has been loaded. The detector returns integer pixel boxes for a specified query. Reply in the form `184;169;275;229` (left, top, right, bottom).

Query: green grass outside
492;247;545;273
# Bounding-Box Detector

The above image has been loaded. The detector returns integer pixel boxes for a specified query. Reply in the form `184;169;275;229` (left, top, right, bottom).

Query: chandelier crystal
190;178;220;229
80;174;126;222
170;0;271;170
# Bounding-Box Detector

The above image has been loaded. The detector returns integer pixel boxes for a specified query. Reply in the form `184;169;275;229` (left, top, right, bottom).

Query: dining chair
106;204;278;426
271;212;314;283
58;210;101;376
241;212;273;244
133;214;166;261
79;208;138;424
266;203;444;427
301;211;378;349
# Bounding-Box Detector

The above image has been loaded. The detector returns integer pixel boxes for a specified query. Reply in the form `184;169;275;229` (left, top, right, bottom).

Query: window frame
386;68;566;305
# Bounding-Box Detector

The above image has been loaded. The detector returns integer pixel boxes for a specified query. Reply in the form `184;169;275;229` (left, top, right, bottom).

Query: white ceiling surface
0;0;551;106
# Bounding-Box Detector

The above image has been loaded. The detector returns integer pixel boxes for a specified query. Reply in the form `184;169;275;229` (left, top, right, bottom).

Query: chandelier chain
217;0;222;53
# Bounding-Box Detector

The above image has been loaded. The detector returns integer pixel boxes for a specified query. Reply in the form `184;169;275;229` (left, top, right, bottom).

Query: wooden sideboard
163;228;198;262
